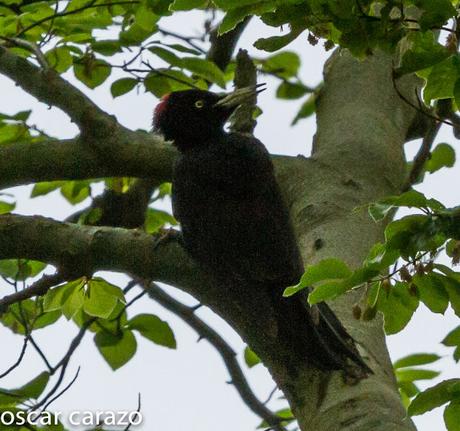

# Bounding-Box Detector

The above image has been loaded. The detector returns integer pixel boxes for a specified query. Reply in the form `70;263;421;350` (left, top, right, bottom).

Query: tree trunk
274;50;420;431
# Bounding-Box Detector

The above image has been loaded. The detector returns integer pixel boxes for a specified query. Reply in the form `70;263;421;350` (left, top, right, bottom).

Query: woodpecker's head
152;85;265;151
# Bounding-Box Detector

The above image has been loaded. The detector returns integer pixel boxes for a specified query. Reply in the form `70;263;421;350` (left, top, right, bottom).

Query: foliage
0;0;460;430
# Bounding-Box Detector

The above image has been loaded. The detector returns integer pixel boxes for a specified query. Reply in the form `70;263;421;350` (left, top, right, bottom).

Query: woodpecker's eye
195;100;204;109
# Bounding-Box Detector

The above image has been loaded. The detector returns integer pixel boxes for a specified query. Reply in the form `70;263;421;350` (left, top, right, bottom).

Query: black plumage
153;87;371;375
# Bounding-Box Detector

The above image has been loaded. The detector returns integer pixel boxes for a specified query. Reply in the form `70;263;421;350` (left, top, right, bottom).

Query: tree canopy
0;1;460;430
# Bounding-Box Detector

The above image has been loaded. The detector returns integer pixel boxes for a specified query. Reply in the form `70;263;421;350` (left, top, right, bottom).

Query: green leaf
0;259;46;280
128;313;176;348
244;346;261;368
291;94;316;125
445;400;460;431
148;46;183;67
74;58;111;89
409;379;460;416
94;329;137;370
213;0;266;9
144;208;177;234
254;26;303;52
16;371;49;399
444;277;460;317
413;273;449;314
83;278;125;319
0;372;50;405
219;2;275;34
369;190;442;222
110;78;138;98
283;258;351;297
397;32;451;76
394;353;441;369
418;0;456;31
396;368;440;383
156;42;201;55
181;57;226;88
276;82;310;100
399;381;420;398
33;310;62;330
378;282;419;334
169;0;207;11
31;181;65;198
44;46;73;73
442;326;460;347
60;180;90;204
91;39;122;56
262;51;300;79
425;143;456;173
307;280;347;304
135;5;158;31
422;56;458;104
43;279;85;312
62;283;85;320
0;201;15;214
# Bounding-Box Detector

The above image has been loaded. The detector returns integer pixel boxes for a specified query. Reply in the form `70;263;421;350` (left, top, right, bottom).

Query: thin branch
31;318;96;412
207;17;251;71
0;336;29;378
29;336;54;372
0;45;115;131
0;273;65;314
402;120;441;191
158;27;206;54
0;37;48;68
43;366;81;411
16;1;140;38
123;393;142;431
52;318;96;372
392;70;455;129
144;282;285;431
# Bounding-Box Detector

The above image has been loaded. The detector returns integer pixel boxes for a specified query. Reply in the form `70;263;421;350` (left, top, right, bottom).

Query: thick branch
0;135;176;189
145;282;284;430
0;46;112;131
207;17;251;71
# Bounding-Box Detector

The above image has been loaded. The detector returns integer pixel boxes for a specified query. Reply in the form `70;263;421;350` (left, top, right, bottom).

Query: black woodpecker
153;86;371;376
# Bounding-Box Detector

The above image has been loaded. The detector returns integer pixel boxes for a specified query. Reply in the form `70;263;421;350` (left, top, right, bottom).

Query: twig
144;282;286;431
391;70;455;129
207;17;251;71
0;336;29;379
158;27;206;54
0;272;65;315
16;1;140;38
0;37;48;68
402;120;441;191
0;45;116;131
123;393;142;431
31;317;96;411
263;386;279;406
29;336;54;372
43;366;81;410
230;49;259;135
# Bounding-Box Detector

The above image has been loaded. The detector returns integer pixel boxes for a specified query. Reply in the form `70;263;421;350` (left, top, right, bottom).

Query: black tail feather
312;301;373;375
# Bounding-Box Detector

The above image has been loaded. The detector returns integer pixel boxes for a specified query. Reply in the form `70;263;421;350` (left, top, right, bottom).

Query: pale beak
214;83;266;108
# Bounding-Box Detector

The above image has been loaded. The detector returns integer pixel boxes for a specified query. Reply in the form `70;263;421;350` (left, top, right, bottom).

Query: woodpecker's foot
152;228;182;250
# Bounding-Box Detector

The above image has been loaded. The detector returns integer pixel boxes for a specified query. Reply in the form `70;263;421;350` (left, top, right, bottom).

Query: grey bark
0;44;424;430
273;50;420;430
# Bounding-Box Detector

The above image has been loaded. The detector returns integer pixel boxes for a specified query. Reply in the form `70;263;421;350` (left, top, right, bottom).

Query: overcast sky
0;9;458;431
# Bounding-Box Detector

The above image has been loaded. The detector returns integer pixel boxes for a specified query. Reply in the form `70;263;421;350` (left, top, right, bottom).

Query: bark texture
0;42;423;430
274;50;420;430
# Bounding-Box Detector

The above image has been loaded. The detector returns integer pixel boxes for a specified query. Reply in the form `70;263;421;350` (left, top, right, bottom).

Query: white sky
0;9;458;431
